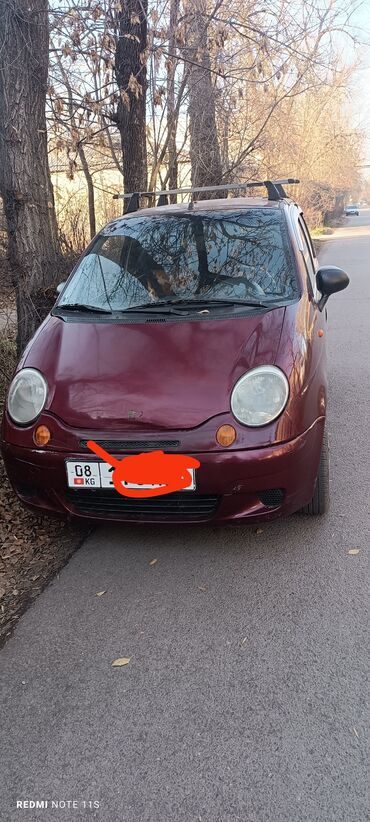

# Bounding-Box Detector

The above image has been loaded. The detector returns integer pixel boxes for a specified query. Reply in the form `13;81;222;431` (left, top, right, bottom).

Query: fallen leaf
112;656;131;667
149;559;158;566
348;549;360;556
96;590;107;597
197;585;207;592
255;528;263;535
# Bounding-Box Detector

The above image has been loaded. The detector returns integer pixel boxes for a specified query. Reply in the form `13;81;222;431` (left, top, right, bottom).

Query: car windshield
58;210;299;312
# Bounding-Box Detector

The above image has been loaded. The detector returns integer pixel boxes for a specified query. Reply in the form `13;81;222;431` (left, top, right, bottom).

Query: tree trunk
115;0;148;202
167;0;180;201
0;0;62;354
185;0;223;198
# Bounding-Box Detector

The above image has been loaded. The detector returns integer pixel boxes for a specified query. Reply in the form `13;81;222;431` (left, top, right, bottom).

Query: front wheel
301;429;330;515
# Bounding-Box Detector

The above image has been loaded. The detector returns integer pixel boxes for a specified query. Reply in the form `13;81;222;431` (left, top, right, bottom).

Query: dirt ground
0;330;89;646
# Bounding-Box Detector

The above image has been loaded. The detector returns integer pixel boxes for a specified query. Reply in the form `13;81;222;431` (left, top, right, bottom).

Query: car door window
298;218;317;298
300;215;317;261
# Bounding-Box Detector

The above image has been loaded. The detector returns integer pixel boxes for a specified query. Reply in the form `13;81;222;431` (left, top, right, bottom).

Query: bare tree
0;0;61;353
166;0;180;198
184;0;223;195
51;45;96;239
46;0;365;235
211;0;361;182
115;0;149;196
48;1;123;207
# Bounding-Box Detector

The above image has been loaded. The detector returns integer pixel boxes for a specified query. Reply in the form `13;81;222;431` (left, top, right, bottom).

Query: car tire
301;428;330;515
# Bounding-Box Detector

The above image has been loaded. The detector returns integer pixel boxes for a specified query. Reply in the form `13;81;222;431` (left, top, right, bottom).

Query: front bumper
1;417;325;524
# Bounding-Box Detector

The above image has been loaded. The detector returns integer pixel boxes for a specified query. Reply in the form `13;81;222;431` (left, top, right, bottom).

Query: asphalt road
1;212;369;822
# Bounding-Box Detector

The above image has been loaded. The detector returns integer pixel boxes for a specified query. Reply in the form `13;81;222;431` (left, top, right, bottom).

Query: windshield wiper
124;297;274;311
186;298;274;309
55;303;112;314
205;298;296;309
113;296;292;315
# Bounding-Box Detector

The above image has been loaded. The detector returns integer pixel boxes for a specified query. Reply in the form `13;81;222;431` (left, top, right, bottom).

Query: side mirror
316;266;349;311
56;281;66;295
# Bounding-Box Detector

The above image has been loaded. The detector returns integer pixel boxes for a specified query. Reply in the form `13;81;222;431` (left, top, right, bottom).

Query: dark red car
1;180;349;524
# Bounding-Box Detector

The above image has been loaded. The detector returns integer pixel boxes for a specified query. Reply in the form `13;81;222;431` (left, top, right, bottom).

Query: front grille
80;439;181;451
258;488;285;508
66;490;220;519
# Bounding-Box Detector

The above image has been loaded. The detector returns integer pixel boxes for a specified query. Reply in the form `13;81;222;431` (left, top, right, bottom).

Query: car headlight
231;365;289;427
7;368;48;425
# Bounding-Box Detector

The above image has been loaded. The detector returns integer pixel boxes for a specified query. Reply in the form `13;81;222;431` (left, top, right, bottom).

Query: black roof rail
126;192;140;213
113;179;300;212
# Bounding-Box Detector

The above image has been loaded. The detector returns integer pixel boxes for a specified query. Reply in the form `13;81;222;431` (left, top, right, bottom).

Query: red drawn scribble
86;440;200;498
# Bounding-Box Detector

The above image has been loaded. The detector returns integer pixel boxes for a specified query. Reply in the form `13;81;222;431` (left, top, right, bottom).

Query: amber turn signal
216;424;236;447
34;425;51;446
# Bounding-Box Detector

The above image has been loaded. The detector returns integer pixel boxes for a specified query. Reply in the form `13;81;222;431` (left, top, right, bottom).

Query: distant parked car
345;204;359;216
1;178;350;525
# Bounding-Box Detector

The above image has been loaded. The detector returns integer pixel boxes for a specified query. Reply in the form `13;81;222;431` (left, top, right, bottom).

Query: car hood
24;310;286;430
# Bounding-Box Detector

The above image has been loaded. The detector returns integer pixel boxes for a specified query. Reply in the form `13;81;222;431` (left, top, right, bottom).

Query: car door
296;212;328;420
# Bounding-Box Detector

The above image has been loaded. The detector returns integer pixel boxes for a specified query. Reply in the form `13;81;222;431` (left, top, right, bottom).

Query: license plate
66;461;196;491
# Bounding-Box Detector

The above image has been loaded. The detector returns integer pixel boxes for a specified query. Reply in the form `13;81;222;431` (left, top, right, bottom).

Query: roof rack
113;179;300;213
